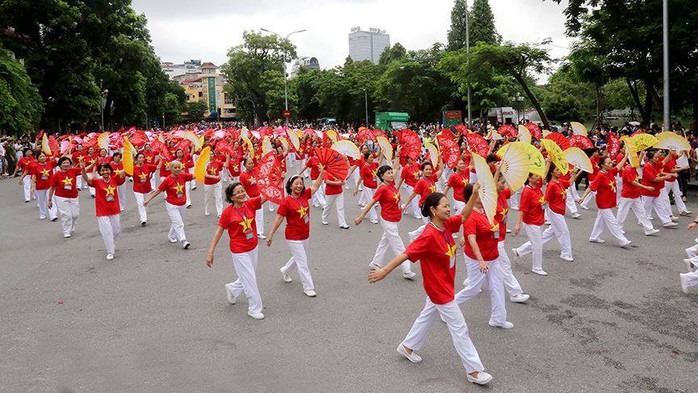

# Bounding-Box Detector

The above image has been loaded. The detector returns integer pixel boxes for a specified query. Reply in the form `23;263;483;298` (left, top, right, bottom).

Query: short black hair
225;182;244;203
58;156;72;167
112;152;122;160
376;165;392;182
98;163;113;172
421;192;446;218
135;152;145;161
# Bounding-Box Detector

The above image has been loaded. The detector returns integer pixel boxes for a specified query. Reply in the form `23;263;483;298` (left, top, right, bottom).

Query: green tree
470;0;501;45
0;48;43;135
447;0;470;50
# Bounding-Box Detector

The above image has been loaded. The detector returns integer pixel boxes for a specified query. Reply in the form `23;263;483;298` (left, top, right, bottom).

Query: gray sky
131;0;572;70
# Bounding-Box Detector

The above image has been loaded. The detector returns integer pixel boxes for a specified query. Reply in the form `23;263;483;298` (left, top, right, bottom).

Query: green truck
375;112;409;131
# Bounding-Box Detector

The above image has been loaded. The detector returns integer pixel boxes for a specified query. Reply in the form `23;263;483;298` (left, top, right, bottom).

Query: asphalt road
0;175;696;393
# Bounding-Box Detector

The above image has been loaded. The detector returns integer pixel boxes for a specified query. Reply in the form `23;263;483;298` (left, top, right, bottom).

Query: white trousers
402;298;485;373
134;192;148;223
616;176;623;205
403;185;421;219
371;219;412;273
89;173;98;197
55;196;79;236
517;210;572;259
204;182;223;217
322;193;348;227
509;187;522;210
681;270;698;287
150;172;159;192
580;190;596;209
117;183;126;210
362;187;378;221
515;223;543;271
642;196;672;226
256;204;264;235
617;197;653;231
77;175;84;190
228;247;263;314
495;242;524;296
312;182;326;207
36;189;57;220
664;181;687;213
185;180;192;206
166;202;187;242
22;176;32;201
566;186;579;214
590;208;629;245
455;255;507;325
97;214;120;255
281;239;314;291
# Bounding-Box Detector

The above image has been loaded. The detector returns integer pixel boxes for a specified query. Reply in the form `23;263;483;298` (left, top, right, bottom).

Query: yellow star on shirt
429;184;437;193
297;205;309;218
208;167;218;175
138;172;148;181
609;181;616;193
371;169;378;178
539;195;546;204
445;243;457;258
491;223;500;232
240;216;253;231
561;189;567;198
392;192;400;203
174;183;184;194
500;207;509;217
62;177;73;186
164;162;172;169
41;168;51;177
462;178;469;187
105;185;116;196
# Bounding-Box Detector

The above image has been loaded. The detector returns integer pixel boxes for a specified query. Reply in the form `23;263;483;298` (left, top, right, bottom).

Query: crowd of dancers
9;125;698;386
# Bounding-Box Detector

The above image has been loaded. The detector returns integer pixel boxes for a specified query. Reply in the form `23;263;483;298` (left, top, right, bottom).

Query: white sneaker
670;216;679;222
258;234;267;240
620;241;632;249
247;311;265;320
560;255;574;262
39;216;46;220
63;234;71;238
510;293;530;303
681;210;693;216
370;219;379;224
181;240;191;249
467;371;493;385
168;237;178;243
106;253;114;261
225;283;237;304
644;229;660;236
321;221;329;226
340;225;350;229
511;248;520;258
488;319;514;329
532;269;548;276
679;273;690;294
402;271;417;280
663;222;678;228
397;343;422;363
589;238;606;244
683;259;696;272
304;289;317;297
571;212;581;219
280;268;292;283
580;205;590;210
506;228;512;233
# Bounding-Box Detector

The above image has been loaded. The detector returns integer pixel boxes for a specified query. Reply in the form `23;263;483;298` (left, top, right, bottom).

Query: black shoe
141;221;147;227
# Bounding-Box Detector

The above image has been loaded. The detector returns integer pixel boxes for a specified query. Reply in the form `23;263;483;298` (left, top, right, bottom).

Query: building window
224;94;234;105
198;92;203;97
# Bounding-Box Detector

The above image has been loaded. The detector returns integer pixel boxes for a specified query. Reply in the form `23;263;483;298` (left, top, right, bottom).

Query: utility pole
662;0;670;130
364;89;369;127
261;28;307;124
465;1;472;127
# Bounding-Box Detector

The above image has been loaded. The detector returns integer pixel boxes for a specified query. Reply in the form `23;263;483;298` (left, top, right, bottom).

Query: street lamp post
363;88;369;127
261;28;306;124
464;1;472;126
99;79;108;132
662;0;670;130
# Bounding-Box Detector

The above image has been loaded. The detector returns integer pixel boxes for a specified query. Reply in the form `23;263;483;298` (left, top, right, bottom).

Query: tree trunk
627;79;645;123
643;81;654;125
513;73;550;130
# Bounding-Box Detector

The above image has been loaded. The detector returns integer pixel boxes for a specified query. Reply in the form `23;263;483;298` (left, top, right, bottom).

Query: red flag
254;152;285;204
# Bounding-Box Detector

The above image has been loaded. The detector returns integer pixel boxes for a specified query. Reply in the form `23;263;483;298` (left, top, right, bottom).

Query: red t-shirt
402;164;420;187
621;166;642;199
158;173;194;206
71;152;86;167
306;157;321;180
360;162;378;189
239;171;260;197
641;162;662;197
92;176;125;217
159;160;173;178
17;157;36;173
447;171;469;202
405;216;462;305
218;197;263;253
495;188;511;241
133;164;157;193
519;185;545;225
32;160;55;190
110;160;124;173
463;209;500;262
227;158;242;177
664;158;677;183
325;175;344;196
142;150;157;165
546;179;567;215
277;188;312;240
373;183;402;222
588;156;601;182
591;168;618;209
414;177;437;206
204;160;224;185
51;168;81;198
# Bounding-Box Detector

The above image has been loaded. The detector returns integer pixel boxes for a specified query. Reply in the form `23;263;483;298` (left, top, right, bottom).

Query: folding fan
472;153;498;225
278;136;289;152
41;133;51;155
570;121;587;136
315;148;349;181
496;142;511;158
241;136;254;160
262;136;273;155
630;133;658;151
331;140;361;160
287;128;301;151
607;133;620;157
518;125;532;144
626;143;640;168
563;147;593;173
325;130;338;143
122;136;135;176
521;143;546;177
376;136;393;162
253;152;285;204
568;135;594;150
194;146;211;183
97;132;110;151
498;124;518;138
540;139;568;175
398;130;422;161
656;132;691;151
436;131;460;169
499;142;531;191
183;131;202;151
465;133;489;157
524;122;542;140
425;141;439;167
544;132;570;150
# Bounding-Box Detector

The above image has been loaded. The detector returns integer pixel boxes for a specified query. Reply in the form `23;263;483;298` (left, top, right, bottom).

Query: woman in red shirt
82;162;125;260
299;150;326;208
355;164;416;280
12;147;35;202
111;152;126;212
399;156;421;219
580;149;602;210
205;183;267;320
321;162;350;229
267;171;325;297
578;154;633;247
368;187;493;386
24;151;57;221
239;157;264;237
641;150;679;227
132;152;158;226
203;151;228;219
144;160;194;249
174;149;194;208
354;152;380;224
513;171;548;275
616;152;659;235
444;159;469;214
48;157;81;238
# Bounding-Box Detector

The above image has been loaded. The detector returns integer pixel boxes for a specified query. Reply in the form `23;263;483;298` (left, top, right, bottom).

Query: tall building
290;56;320;77
160;59;201;79
348;27;390;64
173;61;236;120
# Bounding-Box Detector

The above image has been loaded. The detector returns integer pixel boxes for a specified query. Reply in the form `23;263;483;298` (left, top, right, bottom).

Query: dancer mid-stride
368;185;493;386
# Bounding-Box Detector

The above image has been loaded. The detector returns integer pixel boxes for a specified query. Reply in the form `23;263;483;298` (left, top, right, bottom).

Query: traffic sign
283;110;291;118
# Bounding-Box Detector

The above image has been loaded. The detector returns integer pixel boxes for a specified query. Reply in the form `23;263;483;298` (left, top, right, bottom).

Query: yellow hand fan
626;143;640;168
183;131;202;151
98;132;110;151
518;125;531;144
540;139;568;175
262;136;273;155
122;136;135;176
630;133;658;151
563;147;593;173
41;133;51;155
472;153;498;225
331;140;361;159
376;136;393;162
570;122;587;136
656;131;691;151
521;143;545;177
194;146;211;183
496;143;511;158
425;141;439;167
278;136;289;152
286;128;301;151
241;136;254;160
325;130;338;142
499;142;531;191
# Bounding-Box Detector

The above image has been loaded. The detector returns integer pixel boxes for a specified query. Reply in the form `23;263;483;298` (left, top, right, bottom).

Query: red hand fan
524;122;542;140
543;132;570;150
465;133;489;157
437;130;460;169
398;129;422;161
568;135;594;150
606;133;620;157
254;152;285;205
498;124;517;138
314;147;349;181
